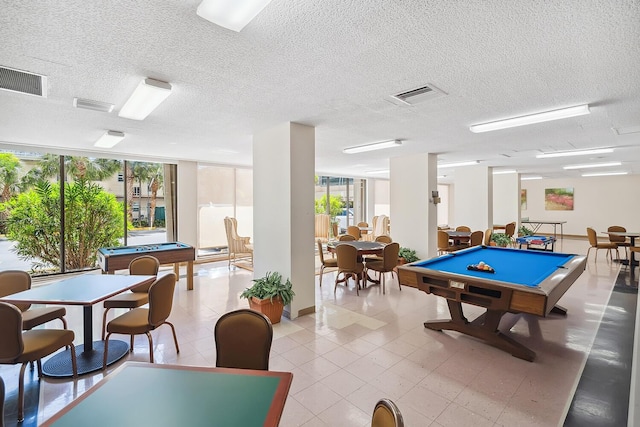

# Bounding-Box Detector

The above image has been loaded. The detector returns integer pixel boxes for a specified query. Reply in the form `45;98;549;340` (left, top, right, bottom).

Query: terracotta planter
248;296;284;324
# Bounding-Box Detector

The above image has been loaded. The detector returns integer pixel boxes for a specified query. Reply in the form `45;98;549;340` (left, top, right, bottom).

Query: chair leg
101;308;111;340
586;247;592;260
130;335;134;351
103;333;111;370
69;343;78;378
319;265;325;287
146;332;154;363
394;271;401;291
165;321;180;353
381;272;386;295
18;362;27;422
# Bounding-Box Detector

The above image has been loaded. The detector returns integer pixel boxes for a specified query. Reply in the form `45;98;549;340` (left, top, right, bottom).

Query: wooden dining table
41;362;293;427
445;230;471;246
326;241;386;287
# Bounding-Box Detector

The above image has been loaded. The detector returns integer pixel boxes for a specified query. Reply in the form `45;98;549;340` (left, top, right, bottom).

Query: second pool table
397;245;586;361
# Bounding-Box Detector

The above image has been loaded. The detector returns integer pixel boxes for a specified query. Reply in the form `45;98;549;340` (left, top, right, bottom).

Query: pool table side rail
398;254;586;317
97;243;195;272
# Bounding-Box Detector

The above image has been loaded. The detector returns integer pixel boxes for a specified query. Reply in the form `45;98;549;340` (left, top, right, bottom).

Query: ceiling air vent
73;97;115;113
387;83;446;106
0;66;47;97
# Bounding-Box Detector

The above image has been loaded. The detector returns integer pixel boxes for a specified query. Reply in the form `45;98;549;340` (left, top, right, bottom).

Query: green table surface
42;362;293;427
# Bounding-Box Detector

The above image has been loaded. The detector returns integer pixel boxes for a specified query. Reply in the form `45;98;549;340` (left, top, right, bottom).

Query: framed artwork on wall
521;189;527;210
545;188;574;210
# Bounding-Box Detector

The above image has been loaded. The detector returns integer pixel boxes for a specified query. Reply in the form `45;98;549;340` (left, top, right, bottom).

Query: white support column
253;122;315;319
493;172;521;229
453;165;493;231
390;153;438;260
176;160;198;247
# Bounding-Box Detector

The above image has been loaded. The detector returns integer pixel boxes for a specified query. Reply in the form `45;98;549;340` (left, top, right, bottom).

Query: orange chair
586;227;619;262
347;225;362;240
334;244;364;295
317;239;337;287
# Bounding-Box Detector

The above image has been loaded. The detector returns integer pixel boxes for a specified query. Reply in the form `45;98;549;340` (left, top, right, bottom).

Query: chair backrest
338;234;356;241
607;225;627;243
315;214;330;240
215;309;273;370
148;273;177;327
129;256;160;293
505;222;516;237
357;222;369;234
0;270;31;312
374;215;390;236
382;243;400;270
336;244;358;271
469;231;483;246
375;235;392;243
437;230;451;250
455;225;470;232
484;229;492;246
586;227;597;246
317;239;326;264
371;398;404;427
347;226;361;240
0;302;24;362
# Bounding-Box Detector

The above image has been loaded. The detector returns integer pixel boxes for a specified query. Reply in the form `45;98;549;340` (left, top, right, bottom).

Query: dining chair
357;221;369;236
469;230;483;247
214;309;273;370
0;375;4;427
483;228;492;246
607;226;631;260
364;235;393;262
317;239;338;287
224;216;253;268
505;221;517;246
455;225;471;232
365;243;400;294
101;255;160;340
437;230;460;255
0;302;77;422
0;270;68;332
335;244;364;296
586;227;619;262
338;234;357;241
103;273;179;367
347;225;362;240
371;398;405;427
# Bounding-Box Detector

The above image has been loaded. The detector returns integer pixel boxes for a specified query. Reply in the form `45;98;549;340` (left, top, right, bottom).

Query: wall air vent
387;84;446;106
0;66;47;97
73;97;115;113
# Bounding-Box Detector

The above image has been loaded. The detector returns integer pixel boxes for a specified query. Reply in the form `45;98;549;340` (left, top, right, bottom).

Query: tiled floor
0;238;630;426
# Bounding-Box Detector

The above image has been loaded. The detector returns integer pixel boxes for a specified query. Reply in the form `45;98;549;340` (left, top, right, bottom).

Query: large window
315;175;366;235
0;150;171;275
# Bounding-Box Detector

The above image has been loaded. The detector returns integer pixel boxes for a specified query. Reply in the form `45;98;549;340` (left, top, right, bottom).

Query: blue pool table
397;245;586;361
516;235;556;251
97;242;196;290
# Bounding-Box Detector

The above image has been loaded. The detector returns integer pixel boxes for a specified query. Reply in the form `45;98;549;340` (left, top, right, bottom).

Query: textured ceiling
0;0;639;181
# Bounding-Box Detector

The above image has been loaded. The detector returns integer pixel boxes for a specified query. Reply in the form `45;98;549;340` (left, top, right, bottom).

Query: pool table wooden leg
424;301;536;362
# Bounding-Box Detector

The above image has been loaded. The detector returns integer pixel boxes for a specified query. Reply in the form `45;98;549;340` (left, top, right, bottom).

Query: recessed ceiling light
582;171;628;177
563;161;622;170
437;161;479;168
536;148;614;159
94;131;125;148
343;140;402;154
470;104;590;133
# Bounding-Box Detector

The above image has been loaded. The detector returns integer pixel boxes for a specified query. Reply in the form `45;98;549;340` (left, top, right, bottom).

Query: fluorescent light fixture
118;78;172;120
365;169;389;174
582;171;628;177
521;176;542;181
493;170;516;175
94;131;125;148
197;0;273;32
437;160;479;168
563;161;621;170
470;104;590;133
343;139;402;154
536;148;614;158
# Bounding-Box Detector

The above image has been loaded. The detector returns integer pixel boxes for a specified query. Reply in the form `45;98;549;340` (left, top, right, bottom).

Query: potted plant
398;247;419;264
490;233;512;247
240;271;295;324
518;225;533;237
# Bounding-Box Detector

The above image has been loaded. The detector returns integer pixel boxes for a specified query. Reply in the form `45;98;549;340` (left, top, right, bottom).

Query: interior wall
493;173;521;228
520;175;640;236
176;160;198;247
